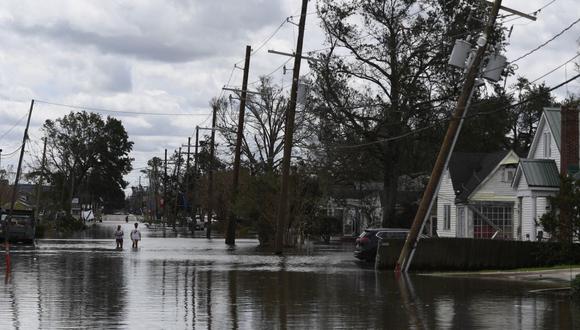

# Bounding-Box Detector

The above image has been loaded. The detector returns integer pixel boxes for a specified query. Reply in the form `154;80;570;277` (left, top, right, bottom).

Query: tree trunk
381;144;400;228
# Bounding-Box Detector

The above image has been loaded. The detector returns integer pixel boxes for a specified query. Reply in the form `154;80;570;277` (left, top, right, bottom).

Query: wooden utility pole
163;148;168;226
138;176;143;219
152;161;159;221
274;0;308;254
185;137;191;217
225;45;252;245
207;104;218;239
194;126;200;222
396;0;503;273
34;136;47;221
173;148;182;228
0;148;3;207
5;99;34;264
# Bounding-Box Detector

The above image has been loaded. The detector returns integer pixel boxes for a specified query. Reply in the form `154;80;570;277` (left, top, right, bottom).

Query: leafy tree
35;111;133;212
540;176;580;243
309;0;499;227
505;77;554;155
454;94;512;152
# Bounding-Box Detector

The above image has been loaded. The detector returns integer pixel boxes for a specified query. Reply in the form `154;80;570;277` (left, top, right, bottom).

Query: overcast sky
0;0;578;193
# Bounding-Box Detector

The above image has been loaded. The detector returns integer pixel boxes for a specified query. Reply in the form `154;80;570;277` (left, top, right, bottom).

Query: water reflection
0;221;579;329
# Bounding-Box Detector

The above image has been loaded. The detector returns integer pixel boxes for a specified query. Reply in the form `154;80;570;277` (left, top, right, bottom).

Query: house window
444;204;451;230
472;202;513;239
457;206;465;237
543;132;551;157
502;167;516;183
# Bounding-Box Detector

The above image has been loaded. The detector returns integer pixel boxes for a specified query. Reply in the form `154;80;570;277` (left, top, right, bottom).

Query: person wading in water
131;223;141;248
114;225;124;249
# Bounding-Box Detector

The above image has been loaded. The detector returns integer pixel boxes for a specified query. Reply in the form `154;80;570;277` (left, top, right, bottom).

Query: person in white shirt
130;222;142;248
114;225;124;249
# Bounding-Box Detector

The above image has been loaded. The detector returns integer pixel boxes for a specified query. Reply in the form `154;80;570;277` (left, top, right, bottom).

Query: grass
426;264;580;276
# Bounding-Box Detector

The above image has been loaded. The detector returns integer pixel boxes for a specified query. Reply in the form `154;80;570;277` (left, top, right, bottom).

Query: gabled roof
448;150;511;202
514;159;560;188
544;108;561;150
528;107;561;158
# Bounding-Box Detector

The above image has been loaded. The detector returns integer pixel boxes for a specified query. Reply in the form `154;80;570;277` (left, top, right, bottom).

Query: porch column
531;195;537;241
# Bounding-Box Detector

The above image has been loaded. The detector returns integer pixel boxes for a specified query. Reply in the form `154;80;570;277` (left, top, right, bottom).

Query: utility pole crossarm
222;87;260;95
477;0;537;21
268;49;321;62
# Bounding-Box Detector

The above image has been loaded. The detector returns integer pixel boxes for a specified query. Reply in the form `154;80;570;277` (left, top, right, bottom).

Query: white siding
470;165;518;202
531;123;561;170
437;169;457;238
521;197;535;240
516;173;529;192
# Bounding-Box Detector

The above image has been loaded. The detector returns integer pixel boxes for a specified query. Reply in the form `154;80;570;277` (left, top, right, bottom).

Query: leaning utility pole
5;99;34;264
274;0;308;254
207;103;218;239
34;136;47;221
396;0;503;273
225;45;252;246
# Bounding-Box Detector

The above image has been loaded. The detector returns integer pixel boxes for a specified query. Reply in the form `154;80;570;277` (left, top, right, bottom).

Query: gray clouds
0;0;577;190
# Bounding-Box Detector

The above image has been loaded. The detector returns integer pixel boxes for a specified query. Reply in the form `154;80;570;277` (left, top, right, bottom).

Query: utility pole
194;126;200;222
185;137;191;218
152;160;159;221
5;99;34;269
225;45;252;246
274;0;308;254
0;148;2;208
138;176;142;219
35;136;47;221
163;148;168;227
207;103;218;239
396;0;503;273
173;147;182;228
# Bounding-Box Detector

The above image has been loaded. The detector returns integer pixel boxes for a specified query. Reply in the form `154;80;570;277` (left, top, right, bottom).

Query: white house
512;106;579;241
436;150;520;239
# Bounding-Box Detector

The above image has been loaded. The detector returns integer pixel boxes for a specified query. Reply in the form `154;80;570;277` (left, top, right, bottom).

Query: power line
0;144;24;158
530;53;580;84
317;73;580;150
511;16;580;64
0;112;29;142
35;100;210;117
248;57;293;86
251;18;288;56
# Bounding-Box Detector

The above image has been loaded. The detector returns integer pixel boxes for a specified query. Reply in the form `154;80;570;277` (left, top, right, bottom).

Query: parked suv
354;228;410;261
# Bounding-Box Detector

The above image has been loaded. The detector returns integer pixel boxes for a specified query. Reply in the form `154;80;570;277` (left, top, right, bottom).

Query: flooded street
1;218;580;329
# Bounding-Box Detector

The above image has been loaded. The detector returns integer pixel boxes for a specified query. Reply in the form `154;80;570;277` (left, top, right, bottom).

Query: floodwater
1;217;580;329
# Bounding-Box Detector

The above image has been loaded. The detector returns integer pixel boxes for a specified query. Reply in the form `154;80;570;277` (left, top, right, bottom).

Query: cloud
1;0;285;63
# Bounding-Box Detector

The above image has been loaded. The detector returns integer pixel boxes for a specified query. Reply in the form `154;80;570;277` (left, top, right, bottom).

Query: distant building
324;176;428;237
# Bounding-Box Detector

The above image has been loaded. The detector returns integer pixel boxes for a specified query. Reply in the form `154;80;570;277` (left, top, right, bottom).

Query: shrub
571;274;580;297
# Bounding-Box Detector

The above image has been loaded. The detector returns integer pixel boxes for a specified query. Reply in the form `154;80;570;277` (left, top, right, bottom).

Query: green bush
35;222;47;238
305;216;341;244
572;275;580;297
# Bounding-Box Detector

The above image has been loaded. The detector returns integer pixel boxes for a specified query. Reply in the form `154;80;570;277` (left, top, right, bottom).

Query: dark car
354;228;410;261
0;209;36;244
